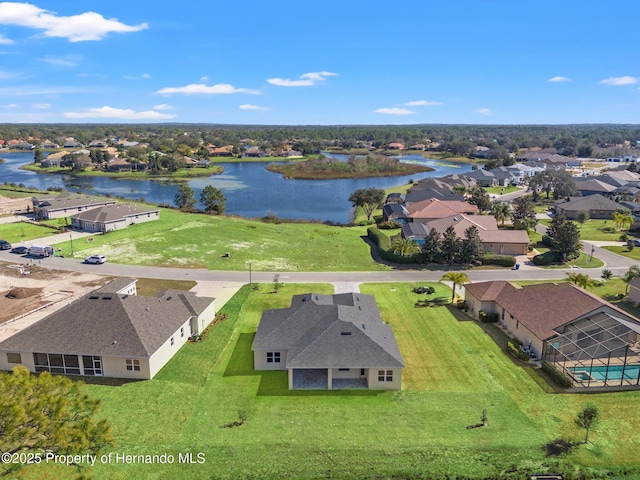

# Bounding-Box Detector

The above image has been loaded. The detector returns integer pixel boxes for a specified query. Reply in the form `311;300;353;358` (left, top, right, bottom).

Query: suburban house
462;169;497;187
554;194;627;220
488;166;517;186
464;281;640;388
382;203;409;222
404;188;465;205
41;150;70;168
405;198;479;223
387;142;405;150
574;178;618;197
70;203;160;232
0;278;216;380
252;293;404;390
401;214;529;254
33;193;117;220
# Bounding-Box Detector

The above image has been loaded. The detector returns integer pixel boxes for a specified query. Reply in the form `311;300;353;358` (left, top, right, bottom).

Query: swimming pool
569;364;640;383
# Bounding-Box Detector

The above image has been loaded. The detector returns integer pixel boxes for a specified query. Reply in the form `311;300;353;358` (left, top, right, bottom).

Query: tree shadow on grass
414;296;450;308
223;332;381;397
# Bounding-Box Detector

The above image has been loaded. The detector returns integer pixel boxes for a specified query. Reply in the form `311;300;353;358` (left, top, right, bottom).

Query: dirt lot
0;261;112;341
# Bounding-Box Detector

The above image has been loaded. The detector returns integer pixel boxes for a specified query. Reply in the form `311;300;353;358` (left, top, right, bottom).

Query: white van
28;245;54;257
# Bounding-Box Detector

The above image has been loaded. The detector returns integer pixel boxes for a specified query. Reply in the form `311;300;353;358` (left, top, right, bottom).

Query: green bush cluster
541;361;573;389
413;286;435;294
532;251;560;266
377;220;402;229
478;311;499;323
541;234;554;247
367;227;423;264
480;254;516;267
507;341;531;361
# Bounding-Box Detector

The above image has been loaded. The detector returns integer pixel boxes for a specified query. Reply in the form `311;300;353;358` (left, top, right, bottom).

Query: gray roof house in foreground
70;203;160;232
252;293;404;390
33;192;117;220
554;194;627;220
0;278;216;379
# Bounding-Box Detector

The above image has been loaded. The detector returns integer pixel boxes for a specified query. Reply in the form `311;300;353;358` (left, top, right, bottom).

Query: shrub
479;311;499;323
507;340;531;361
620;233;629;242
377;220;402;230
541;362;573;389
413;286;435;294
532;251;560;266
367;227;423;264
480;254;516;267
541;234;554;247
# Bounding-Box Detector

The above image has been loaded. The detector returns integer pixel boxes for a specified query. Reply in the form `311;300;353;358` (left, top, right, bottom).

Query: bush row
507;341;531;361
480;254;516;267
479;311;499;323
541;361;573;389
367;227;422;264
532;251;560;266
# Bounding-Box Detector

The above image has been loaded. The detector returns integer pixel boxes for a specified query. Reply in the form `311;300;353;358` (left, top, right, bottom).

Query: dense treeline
2;123;640;158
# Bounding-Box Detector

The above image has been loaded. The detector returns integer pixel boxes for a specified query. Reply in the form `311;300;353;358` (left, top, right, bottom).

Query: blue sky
0;1;639;125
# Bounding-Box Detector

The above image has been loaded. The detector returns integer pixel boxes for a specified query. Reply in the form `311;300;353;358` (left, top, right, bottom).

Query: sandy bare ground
0;261;111;342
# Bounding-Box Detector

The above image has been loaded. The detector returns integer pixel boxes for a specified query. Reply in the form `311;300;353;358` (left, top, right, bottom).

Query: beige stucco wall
41;202;116;220
331;367;363;379
483;242;528;255
102;356;150;379
0;350;35;372
464;294;497;318
148;318;191;378
367;368;403;390
500;308;544;357
195;300;217;334
628;285;640;305
253;350;287;370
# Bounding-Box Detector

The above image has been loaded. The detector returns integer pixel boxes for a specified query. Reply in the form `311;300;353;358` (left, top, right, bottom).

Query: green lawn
51;208;383;272
528;230;605;268
603;245;640;261
23;282;640;479
539;218;627;242
0;221;60;243
485;185;519;195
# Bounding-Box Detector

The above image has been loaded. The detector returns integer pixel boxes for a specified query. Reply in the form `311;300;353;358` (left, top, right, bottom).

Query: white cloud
548;76;570;82
374;107;415;115
403;100;442;106
0;33;13;44
0;103;18;108
476;108;493;116
42;54;81;67
0;2;148;42
153;103;171;110
239;104;269;111
600;76;638;86
33;103;50;108
200;76;209;82
267;71;338;87
123;72;151;81
64;106;175;119
155;83;260;95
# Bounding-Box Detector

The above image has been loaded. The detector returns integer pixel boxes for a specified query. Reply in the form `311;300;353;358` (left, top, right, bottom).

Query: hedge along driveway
51;208;386;272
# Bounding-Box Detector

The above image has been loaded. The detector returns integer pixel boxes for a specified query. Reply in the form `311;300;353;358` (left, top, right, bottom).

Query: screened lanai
544;311;640;388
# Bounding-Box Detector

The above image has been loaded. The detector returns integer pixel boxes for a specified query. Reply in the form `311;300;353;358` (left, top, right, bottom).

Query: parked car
0;240;11;250
628;239;640;247
85;254;106;264
10;246;28;254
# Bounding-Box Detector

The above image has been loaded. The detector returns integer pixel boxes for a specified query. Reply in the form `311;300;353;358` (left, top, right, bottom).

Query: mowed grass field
26;282;640;479
51;208;381;272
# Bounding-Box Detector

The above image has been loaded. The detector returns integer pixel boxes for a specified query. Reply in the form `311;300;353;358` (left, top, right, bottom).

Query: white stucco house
0;278;216;380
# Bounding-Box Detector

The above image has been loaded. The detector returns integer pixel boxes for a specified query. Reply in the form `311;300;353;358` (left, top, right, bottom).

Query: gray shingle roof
0;289;214;358
70;203;159;223
252;293;404;369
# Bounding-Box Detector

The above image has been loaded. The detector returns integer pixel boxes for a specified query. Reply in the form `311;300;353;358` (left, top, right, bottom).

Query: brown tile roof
464;281;516;301
466;281;606;340
425;214;498;237
407;198;478;219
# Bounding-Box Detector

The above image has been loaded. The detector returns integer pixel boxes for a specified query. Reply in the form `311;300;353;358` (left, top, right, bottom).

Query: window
378;370;393;382
170;336;174;346
126;359;141;372
360;368;365;376
6;352;21;364
338;368;349;372
266;352;281;363
180;327;184;338
32;353;81;375
82;355;103;376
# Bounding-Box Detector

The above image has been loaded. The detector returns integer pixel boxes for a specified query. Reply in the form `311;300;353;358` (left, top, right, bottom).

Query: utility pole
70;234;74;256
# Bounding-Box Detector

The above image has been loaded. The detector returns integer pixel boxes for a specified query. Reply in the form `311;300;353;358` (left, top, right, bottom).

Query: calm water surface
0;152;471;223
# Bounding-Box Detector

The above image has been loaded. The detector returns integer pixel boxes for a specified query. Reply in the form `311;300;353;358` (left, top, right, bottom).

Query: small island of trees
266;153;434;180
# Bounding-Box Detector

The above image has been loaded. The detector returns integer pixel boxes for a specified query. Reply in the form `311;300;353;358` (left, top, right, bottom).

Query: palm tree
391;238;421;257
441;272;470;304
566;272;596;290
623;265;640;293
491;201;510;226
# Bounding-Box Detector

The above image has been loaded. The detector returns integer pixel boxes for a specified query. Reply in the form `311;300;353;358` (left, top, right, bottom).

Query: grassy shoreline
20;162;223;180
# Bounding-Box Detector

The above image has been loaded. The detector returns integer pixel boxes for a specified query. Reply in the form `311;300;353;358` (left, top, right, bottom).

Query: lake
0;152;471;223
